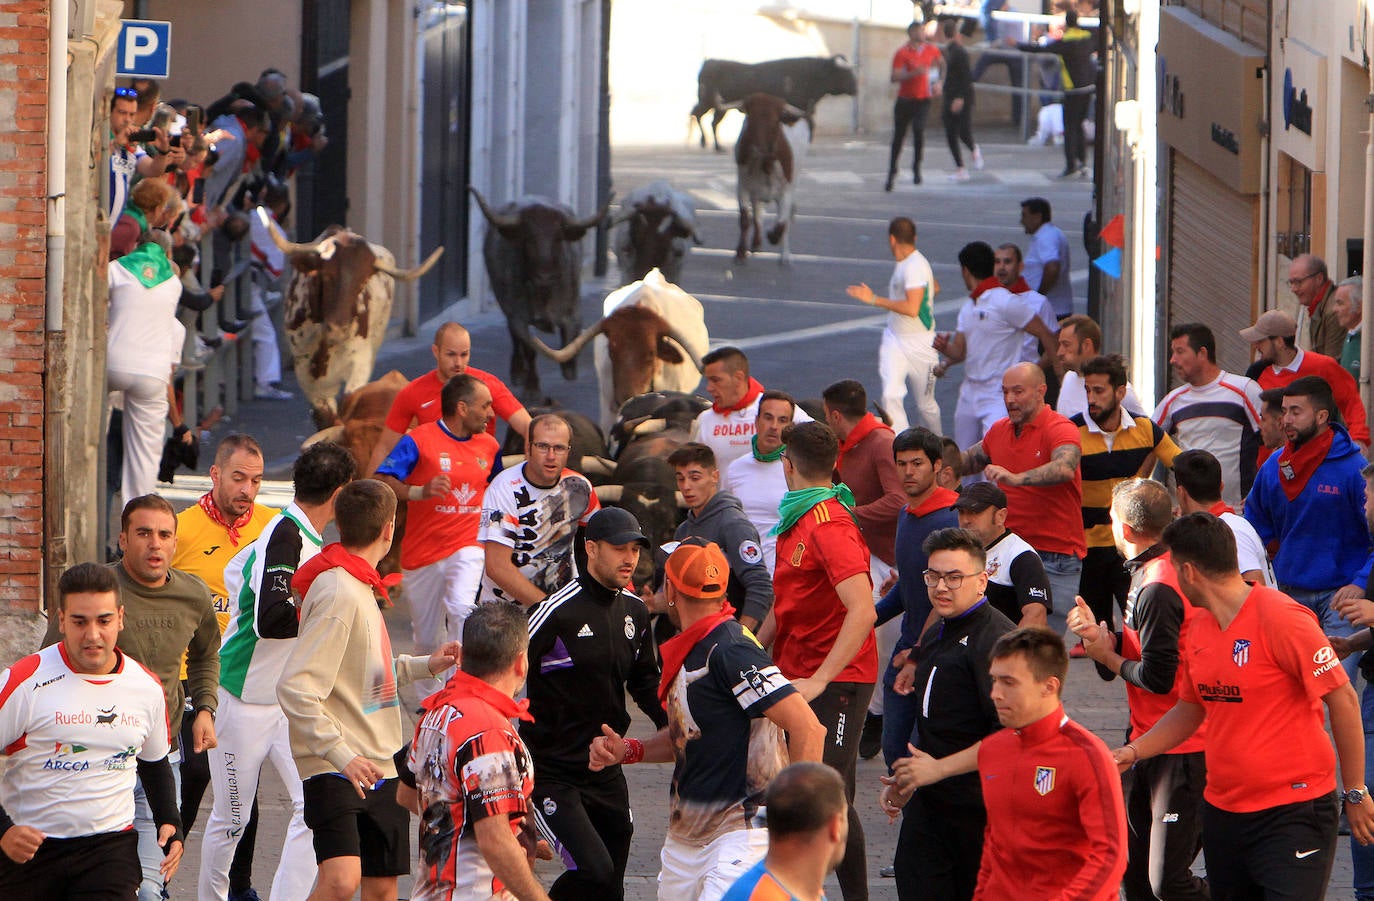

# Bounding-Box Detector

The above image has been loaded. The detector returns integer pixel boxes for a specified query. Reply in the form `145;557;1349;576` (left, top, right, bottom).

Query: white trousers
405;545;484;696
249;287;282;387
200;690;317;901
109;370;168;500
954;383;1006;451
868;556;898;716
658;828;770;901
878;328;942;434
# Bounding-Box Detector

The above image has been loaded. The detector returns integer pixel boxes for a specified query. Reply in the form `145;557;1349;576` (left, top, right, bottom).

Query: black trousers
534;768;635;901
1063;92;1092;171
0;830;141;899
812;680;876;901
942;99;976;168
889;97;932;180
1203;792;1337;900
895;792;985;901
1080;545;1131;631
1123;751;1209;901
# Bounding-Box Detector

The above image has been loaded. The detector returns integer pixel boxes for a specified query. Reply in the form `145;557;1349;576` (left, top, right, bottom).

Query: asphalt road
178;131;1360;898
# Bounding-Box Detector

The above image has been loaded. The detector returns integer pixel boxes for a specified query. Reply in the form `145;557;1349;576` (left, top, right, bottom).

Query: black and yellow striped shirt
1072;412;1182;548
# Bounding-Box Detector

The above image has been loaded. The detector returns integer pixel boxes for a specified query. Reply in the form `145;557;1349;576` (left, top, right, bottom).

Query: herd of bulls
273;55;855;562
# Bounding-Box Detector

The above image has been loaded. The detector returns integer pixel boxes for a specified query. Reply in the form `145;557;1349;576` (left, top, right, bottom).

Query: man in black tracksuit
1019;9;1098;177
522;507;668;901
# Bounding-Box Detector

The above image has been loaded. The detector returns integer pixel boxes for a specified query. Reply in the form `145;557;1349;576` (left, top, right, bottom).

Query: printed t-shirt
983;405;1085;557
983;530;1051;621
477;465;599;604
173;501;277;632
1153;372;1262;510
383;366;523;439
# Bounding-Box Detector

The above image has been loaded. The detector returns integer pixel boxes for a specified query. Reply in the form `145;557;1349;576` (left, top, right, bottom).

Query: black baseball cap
585;507;650;547
952;481;1008;513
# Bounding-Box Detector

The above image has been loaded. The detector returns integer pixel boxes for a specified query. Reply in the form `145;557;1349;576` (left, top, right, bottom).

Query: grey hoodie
675;491;774;624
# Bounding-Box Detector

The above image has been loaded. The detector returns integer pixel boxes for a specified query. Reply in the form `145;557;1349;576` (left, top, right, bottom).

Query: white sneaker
948;169;970;183
972;147;985;170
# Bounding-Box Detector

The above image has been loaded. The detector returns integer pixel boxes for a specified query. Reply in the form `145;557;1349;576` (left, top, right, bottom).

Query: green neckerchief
771;483;858;536
751;435;785;463
115;241;175;289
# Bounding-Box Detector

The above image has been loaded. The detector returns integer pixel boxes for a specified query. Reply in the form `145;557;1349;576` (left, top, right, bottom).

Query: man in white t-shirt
1172;449;1274;586
1020;197;1073;319
478;413;600;607
934;242;1058;449
692;347;811;471
993;243;1057;365
847;217;940;432
1054;314;1144;420
723;391;796;573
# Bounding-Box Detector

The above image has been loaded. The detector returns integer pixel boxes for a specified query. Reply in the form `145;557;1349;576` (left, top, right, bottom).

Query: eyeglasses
922;569;981;588
114;87;138;99
1286;272;1318;288
531;442;570;455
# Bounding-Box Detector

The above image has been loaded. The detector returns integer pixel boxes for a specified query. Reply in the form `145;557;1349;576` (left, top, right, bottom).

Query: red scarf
1275;428;1334;501
1206;500;1235;516
1303;280;1334;315
1006;277;1032;294
291;543;403;607
657;602;737;704
198;492;253;547
908;486;960;516
971;276;1003;300
421;668;534;721
837;413;893;471
713;378;764;414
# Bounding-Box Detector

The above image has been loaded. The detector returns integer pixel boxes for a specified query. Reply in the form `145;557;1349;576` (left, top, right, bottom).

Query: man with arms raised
0;563;182;898
479;413;599;607
722;390;795;572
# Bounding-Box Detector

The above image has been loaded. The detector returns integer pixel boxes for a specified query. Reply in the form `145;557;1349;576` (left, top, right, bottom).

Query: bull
733;93;810;265
611;181;700;285
470;187;611;401
690;55;857;153
526;270;708;432
265;220;443;428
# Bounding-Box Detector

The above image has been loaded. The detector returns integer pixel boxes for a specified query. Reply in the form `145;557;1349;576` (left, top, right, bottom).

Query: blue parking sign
117;20;171;79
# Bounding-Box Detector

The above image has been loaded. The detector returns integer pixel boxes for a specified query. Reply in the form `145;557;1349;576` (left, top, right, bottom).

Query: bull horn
566;193;615;233
502;454;526;469
301;425;345;448
468;186;520;230
579;455;617;476
783;103;809;119
529;318;607;364
374;246;444;282
632;417;668;436
262;211;327;256
662;324;704;372
594;484;625;503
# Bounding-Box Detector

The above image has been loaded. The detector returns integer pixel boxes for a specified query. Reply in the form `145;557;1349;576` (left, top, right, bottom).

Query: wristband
408;485;425;501
1124;743;1140;766
622;738;644;766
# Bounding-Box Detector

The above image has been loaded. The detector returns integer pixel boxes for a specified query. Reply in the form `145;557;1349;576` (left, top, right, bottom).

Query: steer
471;187;610;401
265;219;442;428
611;181;700;285
690;55;857;152
733;93;809;265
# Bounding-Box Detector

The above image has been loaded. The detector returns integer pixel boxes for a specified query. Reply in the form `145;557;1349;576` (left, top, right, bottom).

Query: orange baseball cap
664;538;729;599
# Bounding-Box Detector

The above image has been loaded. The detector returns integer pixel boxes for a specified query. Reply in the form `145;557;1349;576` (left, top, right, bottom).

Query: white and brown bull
265;219;442;428
731;92;810;265
527;269;708;431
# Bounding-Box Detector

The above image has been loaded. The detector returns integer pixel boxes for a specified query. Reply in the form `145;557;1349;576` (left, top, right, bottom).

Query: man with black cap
590;538;825;901
952;481;1050;630
524;507;669;901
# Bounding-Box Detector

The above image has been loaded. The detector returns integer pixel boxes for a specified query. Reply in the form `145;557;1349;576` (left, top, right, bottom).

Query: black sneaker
884;173;895;192
859;713;883;760
913;171;922;185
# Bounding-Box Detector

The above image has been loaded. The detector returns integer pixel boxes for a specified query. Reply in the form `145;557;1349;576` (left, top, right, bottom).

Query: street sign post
116;20;171;79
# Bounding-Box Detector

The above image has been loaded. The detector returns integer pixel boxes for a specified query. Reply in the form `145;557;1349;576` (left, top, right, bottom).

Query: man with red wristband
591;539;824;901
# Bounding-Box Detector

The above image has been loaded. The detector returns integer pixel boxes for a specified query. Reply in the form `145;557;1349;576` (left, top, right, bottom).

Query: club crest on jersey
543;797;557;816
790;541;805;567
1034;766;1056;796
624;615;636;640
1232;639;1251;668
739;540;762;565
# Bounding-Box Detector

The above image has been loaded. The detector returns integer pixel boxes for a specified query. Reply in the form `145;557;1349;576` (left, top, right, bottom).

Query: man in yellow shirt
170;432;274;900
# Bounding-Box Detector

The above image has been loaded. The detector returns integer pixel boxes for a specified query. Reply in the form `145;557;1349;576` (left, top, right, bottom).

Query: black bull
470;187;611;400
690;55;857;152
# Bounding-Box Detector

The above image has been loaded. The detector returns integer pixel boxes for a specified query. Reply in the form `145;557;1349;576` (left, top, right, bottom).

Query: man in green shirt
1335;276;1363;382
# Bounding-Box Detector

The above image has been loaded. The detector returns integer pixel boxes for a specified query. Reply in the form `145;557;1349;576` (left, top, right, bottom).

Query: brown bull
733;93;809;265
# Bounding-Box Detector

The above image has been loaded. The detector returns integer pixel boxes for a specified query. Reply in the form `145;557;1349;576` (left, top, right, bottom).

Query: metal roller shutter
1166;152;1259;376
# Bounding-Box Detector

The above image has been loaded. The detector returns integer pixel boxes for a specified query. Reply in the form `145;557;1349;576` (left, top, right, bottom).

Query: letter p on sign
116;20;171;79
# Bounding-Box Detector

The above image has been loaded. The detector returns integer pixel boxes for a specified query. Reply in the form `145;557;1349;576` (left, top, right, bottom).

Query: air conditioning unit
69;0;98;40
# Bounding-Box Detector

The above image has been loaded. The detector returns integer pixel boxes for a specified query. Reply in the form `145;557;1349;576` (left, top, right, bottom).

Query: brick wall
0;2;48;613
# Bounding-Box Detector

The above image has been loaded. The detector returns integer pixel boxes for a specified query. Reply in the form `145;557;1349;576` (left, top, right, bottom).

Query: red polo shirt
983;405;1085;558
772;498;878;684
892;42;943;100
384;366;523;438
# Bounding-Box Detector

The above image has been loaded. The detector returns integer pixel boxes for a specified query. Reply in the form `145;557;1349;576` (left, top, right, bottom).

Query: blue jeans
881;656;921;771
1282;585;1361;682
1354;682;1374;900
134;753;181;901
1040;551;1082;639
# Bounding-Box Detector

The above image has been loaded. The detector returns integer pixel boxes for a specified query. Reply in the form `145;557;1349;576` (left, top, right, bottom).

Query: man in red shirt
958;361;1083;636
764;421;877;901
367;322;531;474
886;21;943;190
1119;512;1374;899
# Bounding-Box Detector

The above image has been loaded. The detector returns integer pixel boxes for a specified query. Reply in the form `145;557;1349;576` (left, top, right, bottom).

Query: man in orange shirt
886;21;943;190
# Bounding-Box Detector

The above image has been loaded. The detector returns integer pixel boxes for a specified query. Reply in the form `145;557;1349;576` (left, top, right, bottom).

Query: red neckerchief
1006;277;1032;294
1275;428;1335;501
291;542;403;608
1303;280;1334;315
198;492;253;547
657;602;737;704
1207;500;1235;516
421;669;534;721
713;378;764;415
837;413;892;471
971;276;1003;300
908;486;960;516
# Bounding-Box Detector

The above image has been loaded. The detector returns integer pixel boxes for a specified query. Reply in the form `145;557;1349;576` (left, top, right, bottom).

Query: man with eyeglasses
1288;254;1344;359
478;413;600;607
879;527;1015;901
108;86;184;221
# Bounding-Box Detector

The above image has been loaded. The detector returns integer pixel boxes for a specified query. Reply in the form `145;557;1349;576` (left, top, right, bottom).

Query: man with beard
1069;356;1180;634
1244;375;1374;678
479;414;600;608
992;243;1055;366
723;391;796;572
523;508;667;900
